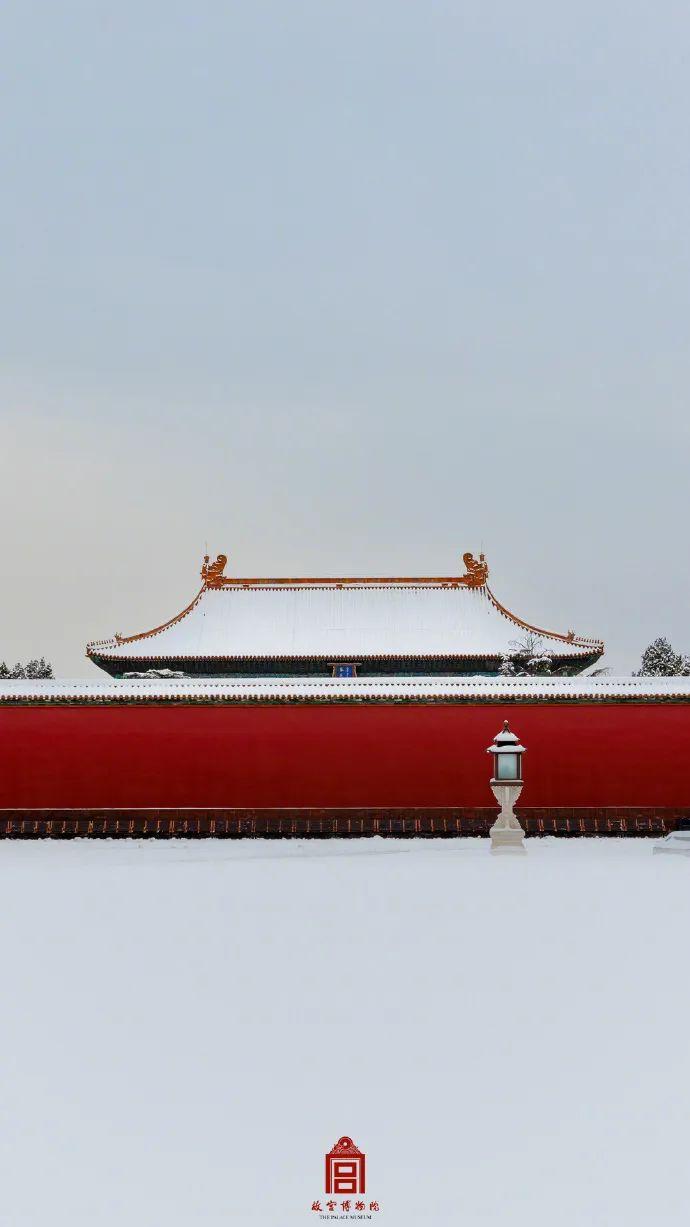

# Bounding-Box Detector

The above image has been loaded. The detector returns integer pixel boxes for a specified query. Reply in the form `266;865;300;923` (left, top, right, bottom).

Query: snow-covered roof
87;564;603;664
2;676;689;704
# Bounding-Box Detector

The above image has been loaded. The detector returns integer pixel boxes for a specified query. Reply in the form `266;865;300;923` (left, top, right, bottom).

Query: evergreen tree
0;658;54;679
498;652;517;677
635;637;684;676
25;657;53;679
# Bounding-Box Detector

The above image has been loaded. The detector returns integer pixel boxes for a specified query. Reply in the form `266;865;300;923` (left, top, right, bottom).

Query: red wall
1;703;689;810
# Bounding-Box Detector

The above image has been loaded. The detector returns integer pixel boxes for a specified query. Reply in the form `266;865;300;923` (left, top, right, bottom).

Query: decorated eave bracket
199;550;489;589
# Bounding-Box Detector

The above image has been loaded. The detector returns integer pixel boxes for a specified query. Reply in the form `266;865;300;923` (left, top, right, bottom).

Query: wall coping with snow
1;676;690;704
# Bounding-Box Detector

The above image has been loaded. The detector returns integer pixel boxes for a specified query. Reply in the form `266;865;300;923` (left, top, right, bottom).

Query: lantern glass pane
496;752;519;780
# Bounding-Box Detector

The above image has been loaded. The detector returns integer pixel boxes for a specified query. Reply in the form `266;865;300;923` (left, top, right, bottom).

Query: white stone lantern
487;720;527;853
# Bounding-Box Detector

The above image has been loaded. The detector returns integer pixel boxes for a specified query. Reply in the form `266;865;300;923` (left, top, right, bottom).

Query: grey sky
2;1;689;676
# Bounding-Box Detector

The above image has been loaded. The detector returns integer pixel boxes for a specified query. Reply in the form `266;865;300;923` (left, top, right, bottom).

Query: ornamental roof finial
459;551;488;588
201;552;228;588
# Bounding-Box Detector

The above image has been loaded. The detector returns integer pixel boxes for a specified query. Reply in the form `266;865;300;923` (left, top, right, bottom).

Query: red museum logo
325;1136;366;1196
311;1136;381;1217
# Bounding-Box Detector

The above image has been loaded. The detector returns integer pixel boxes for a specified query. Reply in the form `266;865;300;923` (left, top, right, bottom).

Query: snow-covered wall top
1;676;689;703
87;584;601;662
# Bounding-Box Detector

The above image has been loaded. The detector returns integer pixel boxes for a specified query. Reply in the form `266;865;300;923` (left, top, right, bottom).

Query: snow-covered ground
1;837;688;1226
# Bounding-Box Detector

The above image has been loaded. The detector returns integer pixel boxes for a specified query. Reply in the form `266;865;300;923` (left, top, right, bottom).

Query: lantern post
487;720;527;853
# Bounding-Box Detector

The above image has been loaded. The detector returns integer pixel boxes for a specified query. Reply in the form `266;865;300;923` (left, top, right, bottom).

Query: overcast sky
2;1;689;676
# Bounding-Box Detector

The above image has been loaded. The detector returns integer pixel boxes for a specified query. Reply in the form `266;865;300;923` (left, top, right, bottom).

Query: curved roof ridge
86;586;205;654
485;586;604;650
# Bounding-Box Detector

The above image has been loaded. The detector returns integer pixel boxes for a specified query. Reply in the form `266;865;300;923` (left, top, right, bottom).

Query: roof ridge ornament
458;551;488;588
201;552;228;588
198;549;488;588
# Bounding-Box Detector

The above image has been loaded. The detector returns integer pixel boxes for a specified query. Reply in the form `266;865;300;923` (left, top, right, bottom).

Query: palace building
2;551;690;840
86;552;604;678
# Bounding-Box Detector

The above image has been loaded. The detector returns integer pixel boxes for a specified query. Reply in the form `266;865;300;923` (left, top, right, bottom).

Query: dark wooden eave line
88;650;599;663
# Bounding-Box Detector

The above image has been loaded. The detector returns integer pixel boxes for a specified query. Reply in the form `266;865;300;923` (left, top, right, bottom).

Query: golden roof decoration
197;550;489;589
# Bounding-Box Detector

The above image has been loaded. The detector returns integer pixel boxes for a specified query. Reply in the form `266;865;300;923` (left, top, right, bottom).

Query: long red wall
1;703;689;810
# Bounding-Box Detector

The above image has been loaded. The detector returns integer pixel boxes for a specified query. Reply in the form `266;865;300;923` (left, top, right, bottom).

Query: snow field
0;837;688;1226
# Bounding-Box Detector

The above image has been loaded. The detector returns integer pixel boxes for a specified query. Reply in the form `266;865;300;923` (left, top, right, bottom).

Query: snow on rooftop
1;836;688;1225
87;583;601;661
2;675;690;702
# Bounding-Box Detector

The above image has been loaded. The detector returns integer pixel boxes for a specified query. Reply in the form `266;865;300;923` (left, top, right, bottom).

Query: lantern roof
488;720;526;754
492;720;522;746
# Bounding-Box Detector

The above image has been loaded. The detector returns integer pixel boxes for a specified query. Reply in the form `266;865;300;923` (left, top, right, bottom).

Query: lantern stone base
489;781;526;854
489;823;526;852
